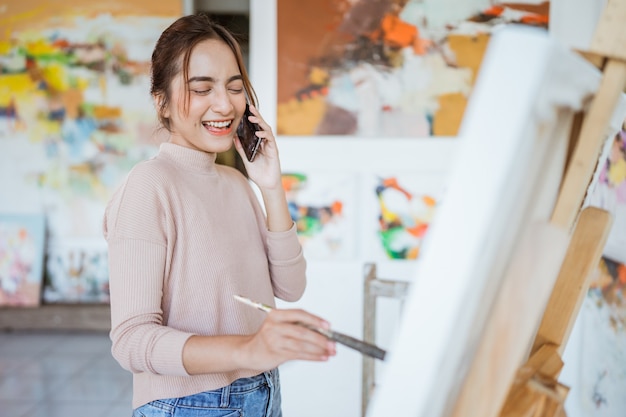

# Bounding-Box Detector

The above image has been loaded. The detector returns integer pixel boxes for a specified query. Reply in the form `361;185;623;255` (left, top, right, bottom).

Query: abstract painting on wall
363;173;446;261
587;127;626;265
579;121;626;416
282;172;357;260
579;256;626;416
276;0;549;137
0;0;180;302
44;240;109;303
0;213;46;307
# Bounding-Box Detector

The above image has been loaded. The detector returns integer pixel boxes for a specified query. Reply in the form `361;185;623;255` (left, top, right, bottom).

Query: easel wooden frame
447;1;626;416
365;2;626;415
495;1;626;415
361;263;409;417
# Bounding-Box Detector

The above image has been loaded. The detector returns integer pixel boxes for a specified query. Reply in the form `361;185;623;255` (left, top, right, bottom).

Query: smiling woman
102;12;336;417
160;39;248;154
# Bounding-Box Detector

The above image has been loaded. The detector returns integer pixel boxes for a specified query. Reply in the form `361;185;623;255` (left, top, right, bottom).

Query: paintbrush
234;294;386;361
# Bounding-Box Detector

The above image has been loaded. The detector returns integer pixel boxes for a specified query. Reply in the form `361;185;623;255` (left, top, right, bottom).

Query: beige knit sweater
103;143;307;409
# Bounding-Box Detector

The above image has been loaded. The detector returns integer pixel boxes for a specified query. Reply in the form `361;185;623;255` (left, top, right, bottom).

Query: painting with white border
363;172;446;261
282;172;357;260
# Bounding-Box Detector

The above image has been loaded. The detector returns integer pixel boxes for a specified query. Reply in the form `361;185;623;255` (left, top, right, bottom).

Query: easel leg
362;263;377;417
532;207;613;358
499;208;612;417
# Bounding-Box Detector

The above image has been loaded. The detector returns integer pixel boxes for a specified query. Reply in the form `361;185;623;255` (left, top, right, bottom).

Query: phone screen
237;104;263;162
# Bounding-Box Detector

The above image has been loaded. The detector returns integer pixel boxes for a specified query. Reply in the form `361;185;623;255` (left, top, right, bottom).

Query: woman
103;13;335;416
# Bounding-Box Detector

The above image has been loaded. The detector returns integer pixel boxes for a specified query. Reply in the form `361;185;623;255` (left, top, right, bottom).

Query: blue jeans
132;369;282;417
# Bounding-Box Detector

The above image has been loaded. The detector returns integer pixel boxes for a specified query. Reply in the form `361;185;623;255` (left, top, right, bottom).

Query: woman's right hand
238;308;337;371
182;309;336;375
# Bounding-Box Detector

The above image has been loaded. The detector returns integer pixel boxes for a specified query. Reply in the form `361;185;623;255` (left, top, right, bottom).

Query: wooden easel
450;1;626;416
361;264;409;417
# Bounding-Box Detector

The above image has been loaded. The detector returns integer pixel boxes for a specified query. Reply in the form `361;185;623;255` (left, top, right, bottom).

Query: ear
153;93;170;118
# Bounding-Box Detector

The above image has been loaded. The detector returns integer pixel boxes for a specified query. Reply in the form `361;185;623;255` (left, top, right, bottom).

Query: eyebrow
187;75;243;84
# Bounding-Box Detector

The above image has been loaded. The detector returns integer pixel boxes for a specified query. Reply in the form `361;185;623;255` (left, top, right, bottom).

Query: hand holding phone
237;104;263;162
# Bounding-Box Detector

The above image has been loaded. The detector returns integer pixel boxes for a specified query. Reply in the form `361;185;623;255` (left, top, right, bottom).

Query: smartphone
237;104;263;162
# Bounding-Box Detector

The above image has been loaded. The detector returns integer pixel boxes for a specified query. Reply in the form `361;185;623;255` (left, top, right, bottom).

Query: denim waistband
149;368;279;410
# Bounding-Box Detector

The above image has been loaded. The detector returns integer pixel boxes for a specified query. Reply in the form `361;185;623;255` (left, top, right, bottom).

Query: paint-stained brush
233;294;387;361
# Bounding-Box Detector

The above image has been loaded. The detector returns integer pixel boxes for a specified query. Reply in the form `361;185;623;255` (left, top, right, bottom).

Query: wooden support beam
362;263;409;417
501;385;539;417
575;50;606;70
532;207;613;358
550;60;626;230
589;0;626;62
513;344;559;384
501;370;569;417
362;263;377;417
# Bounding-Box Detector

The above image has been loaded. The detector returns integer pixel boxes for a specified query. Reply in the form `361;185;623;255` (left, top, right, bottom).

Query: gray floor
0;331;132;417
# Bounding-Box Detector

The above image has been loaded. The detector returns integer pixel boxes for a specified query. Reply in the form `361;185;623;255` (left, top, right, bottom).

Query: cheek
186;96;206;115
235;96;247;117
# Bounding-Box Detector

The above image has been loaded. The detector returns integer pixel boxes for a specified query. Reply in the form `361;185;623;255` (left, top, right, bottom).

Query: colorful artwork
588;127;626;264
44;240;109;303
282;172;357;260
376;176;436;259
0;1;180;302
0;213;46;307
276;0;549;136
364;173;445;261
577;121;626;415
578;256;626;416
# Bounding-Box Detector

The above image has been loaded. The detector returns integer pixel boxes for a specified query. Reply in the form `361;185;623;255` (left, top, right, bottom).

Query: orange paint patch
618;264;626;285
380;14;418;49
422;195;437;207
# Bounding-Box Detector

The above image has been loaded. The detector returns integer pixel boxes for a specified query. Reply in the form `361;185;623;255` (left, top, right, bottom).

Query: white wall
247;1;614;416
249;1;458;416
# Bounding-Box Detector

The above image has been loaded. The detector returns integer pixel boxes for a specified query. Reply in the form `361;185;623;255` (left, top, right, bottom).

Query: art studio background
0;0;624;416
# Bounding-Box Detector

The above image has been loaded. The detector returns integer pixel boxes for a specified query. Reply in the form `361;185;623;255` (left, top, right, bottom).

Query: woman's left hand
233;104;282;191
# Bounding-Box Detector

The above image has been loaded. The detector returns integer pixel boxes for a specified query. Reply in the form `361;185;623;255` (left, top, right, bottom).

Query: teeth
203;120;231;128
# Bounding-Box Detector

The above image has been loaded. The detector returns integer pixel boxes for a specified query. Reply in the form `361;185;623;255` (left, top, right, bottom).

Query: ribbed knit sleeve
238;178;307;302
265;224;307;301
104;165;192;377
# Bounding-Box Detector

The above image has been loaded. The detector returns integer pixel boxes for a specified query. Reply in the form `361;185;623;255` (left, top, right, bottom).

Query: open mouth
202;120;233;129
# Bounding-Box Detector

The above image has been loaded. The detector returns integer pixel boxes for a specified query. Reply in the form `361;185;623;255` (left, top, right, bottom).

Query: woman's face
164;39;247;153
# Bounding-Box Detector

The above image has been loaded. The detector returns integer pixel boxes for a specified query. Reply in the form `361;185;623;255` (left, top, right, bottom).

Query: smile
202;120;232;128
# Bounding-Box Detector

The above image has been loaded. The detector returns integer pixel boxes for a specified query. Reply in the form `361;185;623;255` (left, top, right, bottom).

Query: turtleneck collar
158;142;218;174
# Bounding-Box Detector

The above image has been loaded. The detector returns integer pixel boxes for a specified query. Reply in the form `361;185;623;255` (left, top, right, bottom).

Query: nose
210;87;235;115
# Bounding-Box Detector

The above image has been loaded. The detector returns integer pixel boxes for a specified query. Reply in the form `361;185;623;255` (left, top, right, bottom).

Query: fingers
269;308;330;331
274;322;335;361
247;104;271;132
246;309;336;366
267;309;335;355
247;105;275;145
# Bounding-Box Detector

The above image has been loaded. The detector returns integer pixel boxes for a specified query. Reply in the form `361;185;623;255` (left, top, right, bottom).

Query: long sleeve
104;168;192;376
265;224;307;301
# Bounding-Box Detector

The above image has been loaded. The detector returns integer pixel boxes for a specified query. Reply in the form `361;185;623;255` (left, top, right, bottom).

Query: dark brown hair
150;13;257;131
